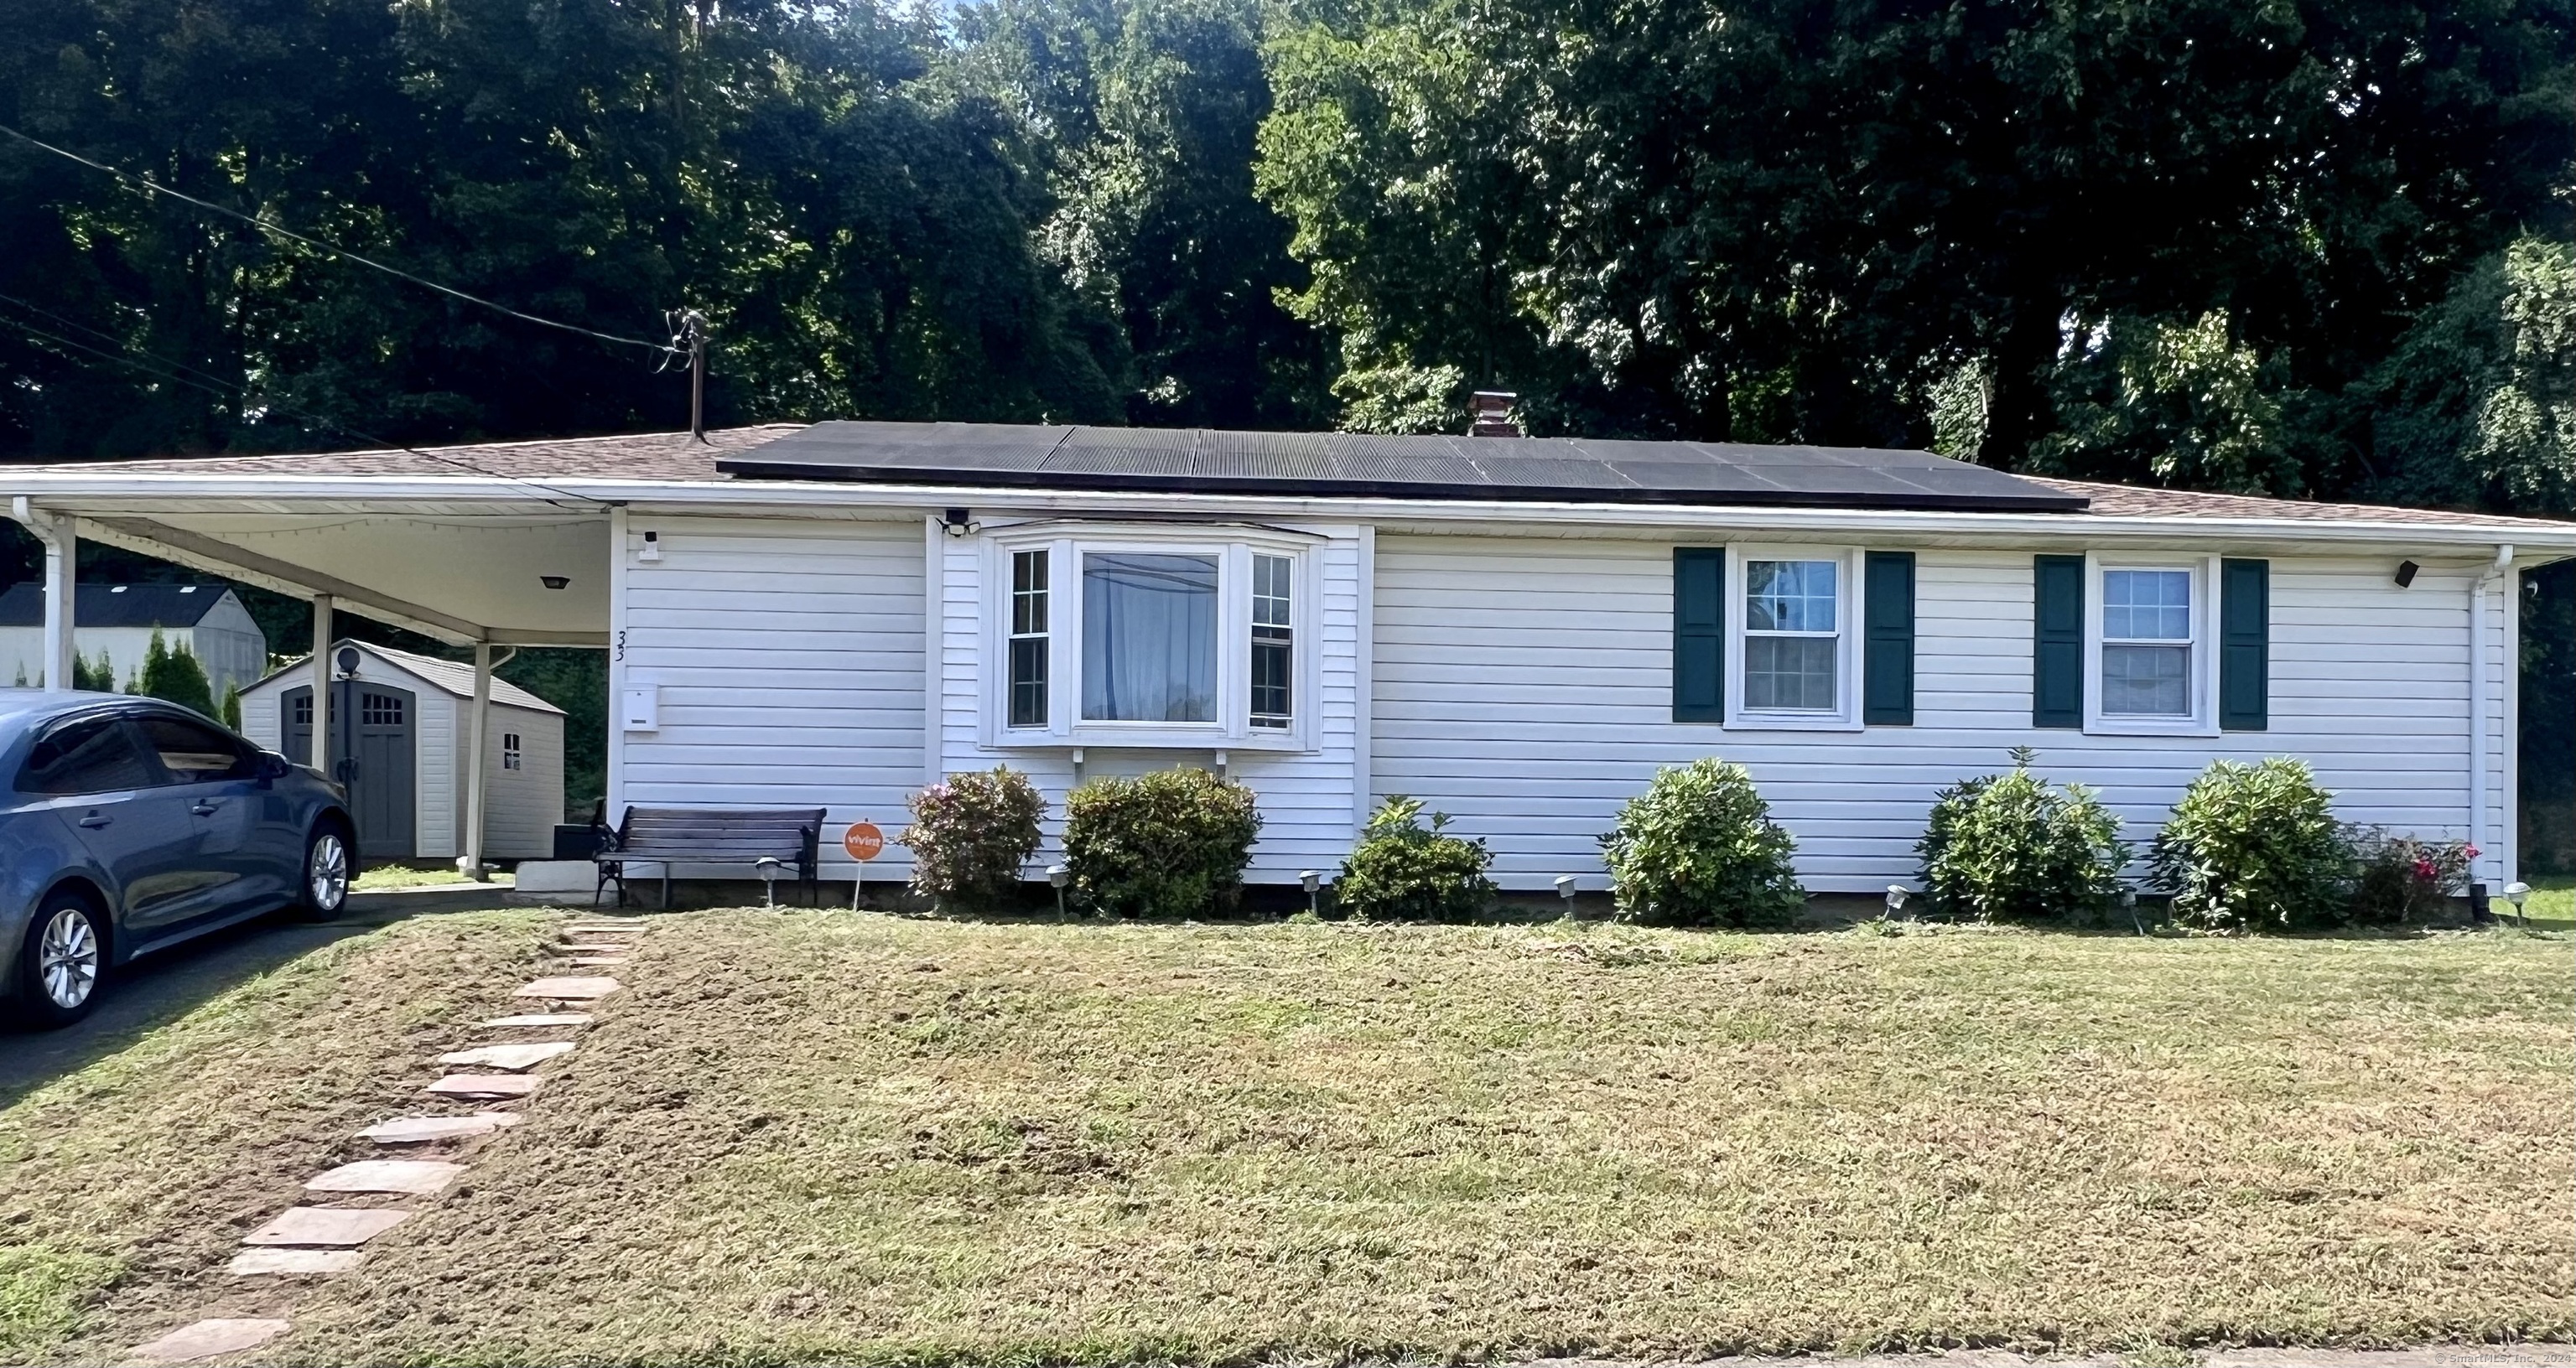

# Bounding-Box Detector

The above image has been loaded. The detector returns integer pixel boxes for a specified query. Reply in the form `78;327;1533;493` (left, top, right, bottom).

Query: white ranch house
4;423;2568;894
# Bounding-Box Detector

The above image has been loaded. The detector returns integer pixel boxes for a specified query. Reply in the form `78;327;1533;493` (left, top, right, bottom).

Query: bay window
990;527;1311;747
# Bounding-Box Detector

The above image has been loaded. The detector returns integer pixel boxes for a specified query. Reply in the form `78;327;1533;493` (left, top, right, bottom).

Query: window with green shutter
2033;554;2084;728
1673;548;1724;722
1862;551;1915;724
2219;557;2269;730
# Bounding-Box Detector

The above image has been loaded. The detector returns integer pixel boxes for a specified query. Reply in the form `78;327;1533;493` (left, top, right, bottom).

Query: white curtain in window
1083;553;1218;722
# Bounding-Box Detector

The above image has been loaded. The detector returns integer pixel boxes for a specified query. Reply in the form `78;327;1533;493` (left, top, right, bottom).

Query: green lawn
7;912;2570;1365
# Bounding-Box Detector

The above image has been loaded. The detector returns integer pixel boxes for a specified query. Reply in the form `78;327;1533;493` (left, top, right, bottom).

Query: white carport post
462;642;493;879
310;595;334;778
8;498;76;690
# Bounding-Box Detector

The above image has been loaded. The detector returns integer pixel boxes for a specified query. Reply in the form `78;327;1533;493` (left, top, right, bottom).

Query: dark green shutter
1674;548;1724;722
1862;551;1915;724
2220;557;2269;731
2033;554;2084;728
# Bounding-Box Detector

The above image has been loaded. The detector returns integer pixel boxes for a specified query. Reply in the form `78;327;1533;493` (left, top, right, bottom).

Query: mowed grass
0;910;559;1365
231;913;2574;1366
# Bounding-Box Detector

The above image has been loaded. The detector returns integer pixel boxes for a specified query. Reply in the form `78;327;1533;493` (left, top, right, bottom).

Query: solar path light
1300;870;1323;918
1047;864;1069;917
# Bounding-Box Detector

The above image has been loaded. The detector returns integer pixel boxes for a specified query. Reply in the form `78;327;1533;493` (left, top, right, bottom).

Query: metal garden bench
594;806;826;909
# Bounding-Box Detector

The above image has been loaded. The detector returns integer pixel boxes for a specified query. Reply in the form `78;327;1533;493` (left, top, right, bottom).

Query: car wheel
15;893;106;1029
299;822;351;921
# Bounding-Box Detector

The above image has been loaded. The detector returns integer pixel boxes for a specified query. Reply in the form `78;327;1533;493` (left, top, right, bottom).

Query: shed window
1742;559;1841;712
2101;569;2193;717
502;733;522;770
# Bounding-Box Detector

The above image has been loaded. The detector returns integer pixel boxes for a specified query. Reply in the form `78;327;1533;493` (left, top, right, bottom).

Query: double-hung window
1742;559;1841;712
992;529;1308;746
2099;568;2193;718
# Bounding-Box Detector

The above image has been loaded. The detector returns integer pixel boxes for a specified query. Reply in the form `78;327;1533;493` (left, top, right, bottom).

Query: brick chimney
1467;391;1521;437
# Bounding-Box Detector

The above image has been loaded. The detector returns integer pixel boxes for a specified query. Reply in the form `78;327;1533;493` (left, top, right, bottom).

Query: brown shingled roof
2027;477;2576;530
14;425;2572;531
11;424;797;479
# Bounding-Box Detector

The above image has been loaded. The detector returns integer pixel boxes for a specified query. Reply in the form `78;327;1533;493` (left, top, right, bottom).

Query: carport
2;428;788;873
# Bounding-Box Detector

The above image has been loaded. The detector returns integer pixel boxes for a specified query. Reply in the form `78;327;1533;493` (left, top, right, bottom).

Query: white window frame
1724;545;1866;732
501;732;522;771
980;522;1319;752
2084;553;2221;736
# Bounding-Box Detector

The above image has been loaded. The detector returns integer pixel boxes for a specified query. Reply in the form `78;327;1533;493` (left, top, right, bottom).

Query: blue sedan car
2;691;356;1029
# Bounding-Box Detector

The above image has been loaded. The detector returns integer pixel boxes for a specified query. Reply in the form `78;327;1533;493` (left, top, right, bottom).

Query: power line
0;122;680;360
0;297;602;509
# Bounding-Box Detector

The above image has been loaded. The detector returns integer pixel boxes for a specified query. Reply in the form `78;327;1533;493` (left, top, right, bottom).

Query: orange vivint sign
843;823;886;861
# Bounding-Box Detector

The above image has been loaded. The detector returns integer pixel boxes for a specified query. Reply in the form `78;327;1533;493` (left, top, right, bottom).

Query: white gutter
8;471;2576;552
2469;544;2515;886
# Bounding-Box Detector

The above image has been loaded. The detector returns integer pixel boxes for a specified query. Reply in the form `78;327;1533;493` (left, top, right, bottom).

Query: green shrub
2151;758;2353;932
2346;827;2475;925
1064;767;1261;918
1916;757;2130;923
220;682;243;731
901;766;1046;910
1335;796;1496;920
1598;758;1805;927
72;651;116;693
137;630;216;717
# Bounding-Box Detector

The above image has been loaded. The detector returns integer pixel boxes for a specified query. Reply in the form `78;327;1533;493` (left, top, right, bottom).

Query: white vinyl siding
617;515;927;879
1371;534;2511;893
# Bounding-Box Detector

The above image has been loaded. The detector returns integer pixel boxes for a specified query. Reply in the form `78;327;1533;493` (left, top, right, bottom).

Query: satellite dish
335;645;361;676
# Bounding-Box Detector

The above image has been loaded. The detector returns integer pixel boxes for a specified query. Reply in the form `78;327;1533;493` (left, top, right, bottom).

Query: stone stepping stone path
127;1317;293;1363
515;975;622;1001
304;1159;465;1196
360;1113;522;1144
228;1248;365;1277
244;1206;410;1248
439;1041;574;1071
480;1012;590;1028
426;1073;543;1099
140;922;649;1358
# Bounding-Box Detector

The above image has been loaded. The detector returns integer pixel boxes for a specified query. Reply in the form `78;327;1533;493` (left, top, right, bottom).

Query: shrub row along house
4;420;2568;897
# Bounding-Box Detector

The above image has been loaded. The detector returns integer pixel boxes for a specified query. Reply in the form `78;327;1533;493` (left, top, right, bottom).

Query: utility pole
678;309;708;443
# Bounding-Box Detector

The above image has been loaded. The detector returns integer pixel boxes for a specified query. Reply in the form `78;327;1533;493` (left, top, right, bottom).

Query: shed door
283;681;418;859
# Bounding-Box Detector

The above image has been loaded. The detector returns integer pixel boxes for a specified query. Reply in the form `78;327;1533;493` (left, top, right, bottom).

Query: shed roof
247;640;564;715
0;582;238;628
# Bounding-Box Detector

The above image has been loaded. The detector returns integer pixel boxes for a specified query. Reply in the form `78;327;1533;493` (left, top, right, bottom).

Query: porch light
2504;881;2530;928
943;508;980;538
540;575;571;590
1047;863;1069;916
1555;874;1578;914
1300;870;1322;918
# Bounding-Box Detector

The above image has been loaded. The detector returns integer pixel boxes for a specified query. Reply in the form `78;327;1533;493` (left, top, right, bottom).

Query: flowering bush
2348;828;2477;925
902;766;1045;911
1599;758;1805;927
1063;767;1262;919
2151;758;2352;932
1335;796;1495;921
1916;756;2130;923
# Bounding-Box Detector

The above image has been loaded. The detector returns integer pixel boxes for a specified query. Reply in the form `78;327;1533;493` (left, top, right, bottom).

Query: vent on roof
1468;391;1521;438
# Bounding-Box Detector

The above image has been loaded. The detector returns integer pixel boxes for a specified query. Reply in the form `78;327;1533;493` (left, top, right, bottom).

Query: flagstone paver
304;1159;466;1196
569;955;628;967
480;1013;592;1028
554;941;626;953
515;976;622;1000
127;1318;293;1363
359;1113;522;1143
566;924;645;933
243;1207;410;1248
227;1248;366;1277
439;1041;575;1071
426;1073;543;1099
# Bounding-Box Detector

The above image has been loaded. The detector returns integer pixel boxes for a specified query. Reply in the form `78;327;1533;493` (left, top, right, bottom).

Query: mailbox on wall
620;683;660;732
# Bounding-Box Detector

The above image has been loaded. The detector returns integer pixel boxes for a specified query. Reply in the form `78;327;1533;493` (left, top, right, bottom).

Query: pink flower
2464;845;2480;859
2412;859;2437;881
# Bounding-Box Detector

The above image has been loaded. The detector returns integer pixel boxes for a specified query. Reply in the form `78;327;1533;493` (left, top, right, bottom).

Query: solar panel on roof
714;420;2089;512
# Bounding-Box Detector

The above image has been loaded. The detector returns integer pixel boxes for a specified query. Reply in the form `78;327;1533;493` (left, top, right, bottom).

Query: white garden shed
239;639;564;863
